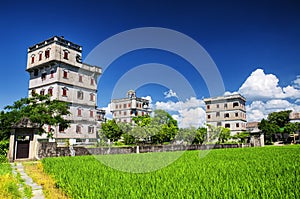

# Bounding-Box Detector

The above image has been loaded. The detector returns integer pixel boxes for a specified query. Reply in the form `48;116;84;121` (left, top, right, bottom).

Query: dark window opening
217;122;221;127
207;105;210;110
216;112;220;117
79;75;83;82
77;109;82;116
233;102;239;107
236;123;240;128
50;70;54;78
63;71;68;78
41;72;46;80
48;88;53;96
31;56;35;64
224;113;229;118
207;114;211;119
224;103;228;108
33;69;38;76
235;112;239;117
39;53;42;61
40;90;45;95
63;51;69;59
77;91;83;100
225;123;230;128
45;50;50;58
62;88;67;97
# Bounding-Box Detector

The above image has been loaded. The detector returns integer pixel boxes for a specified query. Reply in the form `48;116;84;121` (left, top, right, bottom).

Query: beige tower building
26;36;105;139
110;90;151;123
204;94;247;135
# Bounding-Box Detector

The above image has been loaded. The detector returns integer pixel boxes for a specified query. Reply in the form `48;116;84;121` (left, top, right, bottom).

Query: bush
0;140;9;156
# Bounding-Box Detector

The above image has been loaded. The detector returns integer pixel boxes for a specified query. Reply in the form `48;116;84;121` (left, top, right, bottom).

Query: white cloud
246;99;300;122
155;97;206;128
293;75;300;88
164;89;178;99
238;69;300;100
100;103;113;120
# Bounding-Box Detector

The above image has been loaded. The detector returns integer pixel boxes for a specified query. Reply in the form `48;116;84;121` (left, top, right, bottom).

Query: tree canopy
0;94;70;139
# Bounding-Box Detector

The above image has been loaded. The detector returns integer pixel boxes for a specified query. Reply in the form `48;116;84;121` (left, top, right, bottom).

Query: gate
16;140;30;159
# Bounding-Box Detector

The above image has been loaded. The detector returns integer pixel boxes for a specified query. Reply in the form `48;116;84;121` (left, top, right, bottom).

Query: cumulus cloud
155;97;206;128
164;89;178;99
293;75;300;88
246;99;300;122
238;69;300;100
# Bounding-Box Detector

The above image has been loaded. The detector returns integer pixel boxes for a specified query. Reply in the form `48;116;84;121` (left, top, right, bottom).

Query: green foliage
0;140;9;163
176;127;207;144
42;145;300;198
259;110;298;142
99;119;123;142
231;131;250;143
0;94;70;138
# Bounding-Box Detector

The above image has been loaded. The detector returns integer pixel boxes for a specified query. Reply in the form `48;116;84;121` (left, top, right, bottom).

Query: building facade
204;94;247;135
26;36;104;139
110;90;151;123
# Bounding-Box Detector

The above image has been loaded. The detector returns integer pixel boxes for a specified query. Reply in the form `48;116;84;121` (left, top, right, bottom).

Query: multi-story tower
110;90;151;123
26;36;104;139
204;94;247;135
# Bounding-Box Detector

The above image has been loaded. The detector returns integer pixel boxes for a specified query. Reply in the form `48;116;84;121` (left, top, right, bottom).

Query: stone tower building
110;90;151;123
26;36;104;139
204;94;247;135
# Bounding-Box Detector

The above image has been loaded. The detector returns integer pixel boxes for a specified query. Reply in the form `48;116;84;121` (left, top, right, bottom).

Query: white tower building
26;36;104;139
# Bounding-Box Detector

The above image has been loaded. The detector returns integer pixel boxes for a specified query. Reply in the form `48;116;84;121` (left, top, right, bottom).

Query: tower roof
28;36;82;53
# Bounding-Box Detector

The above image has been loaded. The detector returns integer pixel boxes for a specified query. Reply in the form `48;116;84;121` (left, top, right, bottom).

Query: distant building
204;94;247;135
26;36;105;139
246;122;264;146
289;112;300;123
110;90;151;123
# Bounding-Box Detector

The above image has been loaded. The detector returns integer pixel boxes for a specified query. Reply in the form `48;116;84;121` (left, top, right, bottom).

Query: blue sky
0;0;300;127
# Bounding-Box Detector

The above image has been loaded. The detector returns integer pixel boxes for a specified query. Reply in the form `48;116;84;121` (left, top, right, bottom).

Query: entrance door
16;140;30;159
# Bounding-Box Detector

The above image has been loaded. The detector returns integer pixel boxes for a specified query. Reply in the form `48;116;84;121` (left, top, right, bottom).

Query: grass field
0;159;21;199
42;145;300;198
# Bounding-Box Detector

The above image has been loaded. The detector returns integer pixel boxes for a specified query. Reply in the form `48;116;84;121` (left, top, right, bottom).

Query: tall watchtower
26;36;104;139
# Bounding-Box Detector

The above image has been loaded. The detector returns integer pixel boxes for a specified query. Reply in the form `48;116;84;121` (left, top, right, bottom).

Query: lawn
42;145;300;198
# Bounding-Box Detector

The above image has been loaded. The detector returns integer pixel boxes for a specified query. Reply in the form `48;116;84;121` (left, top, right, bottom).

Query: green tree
0;94;70;139
194;127;207;144
218;127;231;143
99;119;123;142
231;131;250;143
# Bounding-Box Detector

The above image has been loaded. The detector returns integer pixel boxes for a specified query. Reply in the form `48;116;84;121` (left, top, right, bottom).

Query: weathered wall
37;142;251;159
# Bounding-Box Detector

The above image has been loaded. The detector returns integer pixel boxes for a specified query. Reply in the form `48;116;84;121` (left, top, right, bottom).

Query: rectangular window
79;75;83;82
207;114;211;119
224;103;228;108
45;50;50;58
216;112;220;117
48;88;53;96
233;102;239;107
217;122;221;126
90;110;94;118
115;104;118;109
90;94;94;101
59;125;65;132
40;89;45;95
124;111;126;116
91;78;94;85
224;113;229;118
216;104;219;108
78;109;82;116
207;105;210;110
225;123;230;128
39;53;42;61
31;56;35;64
128;103;131;108
123;104;127;108
88;126;94;134
236;123;240;128
62;88;67;97
63;71;68;78
64;51;68;60
41;72;46;80
76;125;81;134
50;70;54;78
235;112;239;117
77;91;83;100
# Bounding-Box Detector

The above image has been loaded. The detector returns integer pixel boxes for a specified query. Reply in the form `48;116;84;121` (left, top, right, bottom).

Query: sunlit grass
42;145;300;198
